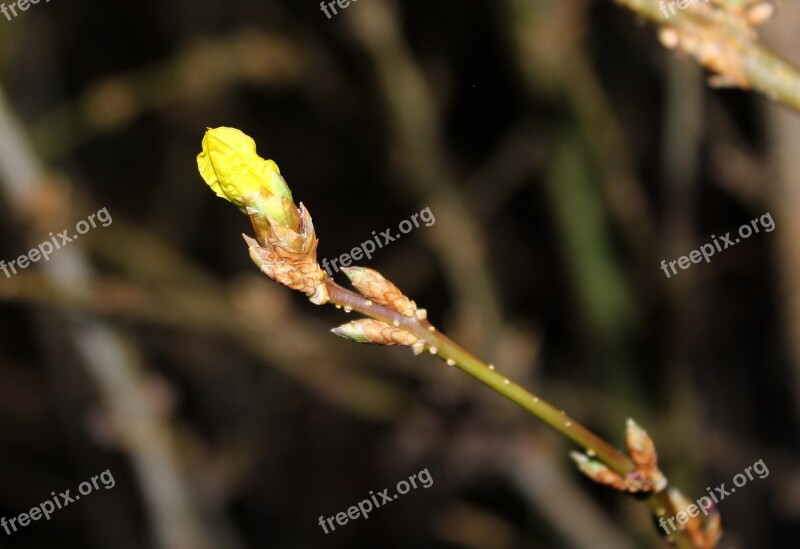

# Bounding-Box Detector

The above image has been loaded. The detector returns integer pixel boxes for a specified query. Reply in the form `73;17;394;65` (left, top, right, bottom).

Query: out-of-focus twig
0;222;410;422
506;1;645;401
764;2;800;424
508;0;657;272
348;0;504;354
614;0;800;113
0;87;229;549
30;29;348;161
510;434;640;549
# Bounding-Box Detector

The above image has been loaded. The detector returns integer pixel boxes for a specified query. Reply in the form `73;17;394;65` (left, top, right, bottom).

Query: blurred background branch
0;87;231;548
614;0;800;112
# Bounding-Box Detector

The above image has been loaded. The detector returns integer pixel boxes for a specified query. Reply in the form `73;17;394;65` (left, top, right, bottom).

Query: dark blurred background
0;0;798;547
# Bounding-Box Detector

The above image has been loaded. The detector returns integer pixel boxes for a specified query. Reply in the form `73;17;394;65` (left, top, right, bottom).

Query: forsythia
197;126;297;227
197;126;328;304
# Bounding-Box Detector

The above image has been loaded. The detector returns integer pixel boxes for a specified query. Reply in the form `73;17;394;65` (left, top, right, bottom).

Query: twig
197;126;716;548
0;87;228;549
613;0;800;113
326;277;633;469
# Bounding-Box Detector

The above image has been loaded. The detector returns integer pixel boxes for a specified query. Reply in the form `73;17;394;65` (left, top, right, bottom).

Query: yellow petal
197;127;293;222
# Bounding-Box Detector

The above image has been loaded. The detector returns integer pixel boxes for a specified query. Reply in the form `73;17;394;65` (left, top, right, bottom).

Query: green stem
325;278;697;549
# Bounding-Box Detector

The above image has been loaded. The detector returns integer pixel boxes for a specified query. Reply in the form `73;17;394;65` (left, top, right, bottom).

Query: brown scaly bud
572;420;667;494
625;419;667;492
332;319;418;347
341;267;417;317
661;23;750;88
244;202;329;305
654;1;779;90
709;0;776;26
654;0;766;90
570;452;629;491
667;488;723;549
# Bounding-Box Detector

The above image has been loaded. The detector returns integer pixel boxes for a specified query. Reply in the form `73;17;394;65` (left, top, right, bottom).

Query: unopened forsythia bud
197;126;296;227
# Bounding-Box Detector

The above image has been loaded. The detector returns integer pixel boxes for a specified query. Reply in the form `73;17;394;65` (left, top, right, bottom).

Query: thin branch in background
0;222;411;422
0;87;235;549
613;0;800;113
348;0;505;355
764;1;800;424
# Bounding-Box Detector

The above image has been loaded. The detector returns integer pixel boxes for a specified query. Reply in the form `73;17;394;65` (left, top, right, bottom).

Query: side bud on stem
332;319;419;346
571;418;667;493
341;267;418;318
331;267;425;350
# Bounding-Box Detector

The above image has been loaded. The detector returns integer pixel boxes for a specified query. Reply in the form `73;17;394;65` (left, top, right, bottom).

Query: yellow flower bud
197;127;296;226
